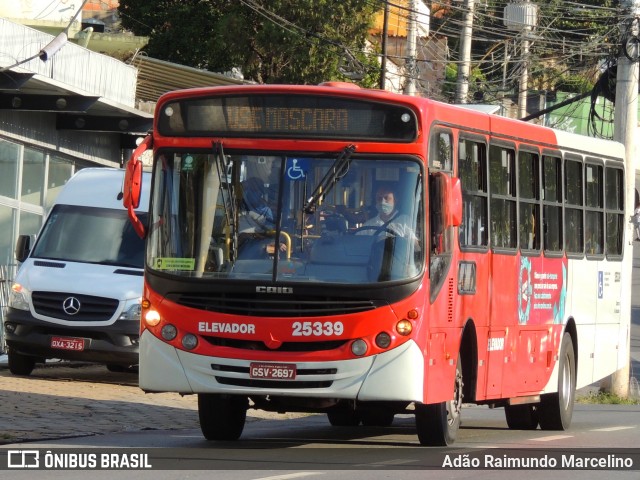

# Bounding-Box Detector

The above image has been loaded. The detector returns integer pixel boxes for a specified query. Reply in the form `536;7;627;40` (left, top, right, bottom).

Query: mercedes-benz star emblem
62;296;81;315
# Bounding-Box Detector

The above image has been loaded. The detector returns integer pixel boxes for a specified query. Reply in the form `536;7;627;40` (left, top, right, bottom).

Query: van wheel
8;349;36;376
415;356;463;446
198;394;247;441
505;404;539;429
539;333;576;430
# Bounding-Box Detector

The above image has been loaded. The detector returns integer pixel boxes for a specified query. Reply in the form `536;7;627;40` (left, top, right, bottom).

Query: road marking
252;473;324;480
591;426;635;432
354;458;420;467
531;434;573;441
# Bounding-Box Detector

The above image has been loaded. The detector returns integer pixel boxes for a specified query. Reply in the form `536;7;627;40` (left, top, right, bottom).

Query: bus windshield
148;151;424;284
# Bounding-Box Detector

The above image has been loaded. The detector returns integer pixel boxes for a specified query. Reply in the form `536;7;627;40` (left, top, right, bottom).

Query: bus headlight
351;339;368;356
396;320;413;336
182;334;198;350
144;309;161;326
9;283;30;311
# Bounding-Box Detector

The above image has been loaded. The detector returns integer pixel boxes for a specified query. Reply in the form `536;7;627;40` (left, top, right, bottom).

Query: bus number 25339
292;321;344;337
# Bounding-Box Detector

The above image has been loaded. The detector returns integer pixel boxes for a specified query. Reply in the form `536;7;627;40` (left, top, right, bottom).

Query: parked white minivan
4;168;150;375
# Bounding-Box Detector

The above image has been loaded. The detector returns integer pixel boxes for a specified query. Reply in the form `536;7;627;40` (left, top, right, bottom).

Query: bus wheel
7;349;36;376
505;404;539;430
414;356;463;446
198;393;248;441
327;407;360;426
538;333;576;430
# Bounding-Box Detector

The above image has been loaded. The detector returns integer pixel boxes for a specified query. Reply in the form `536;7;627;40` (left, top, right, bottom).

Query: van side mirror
15;235;32;263
124;136;151;239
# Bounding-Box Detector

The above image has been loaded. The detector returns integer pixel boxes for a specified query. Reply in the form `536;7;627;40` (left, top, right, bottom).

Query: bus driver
357;183;416;241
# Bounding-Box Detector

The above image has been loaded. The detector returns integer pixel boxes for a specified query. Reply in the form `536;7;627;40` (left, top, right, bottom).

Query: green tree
118;0;381;86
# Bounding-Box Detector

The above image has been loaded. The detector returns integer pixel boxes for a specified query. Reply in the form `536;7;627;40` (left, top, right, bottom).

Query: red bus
123;83;628;446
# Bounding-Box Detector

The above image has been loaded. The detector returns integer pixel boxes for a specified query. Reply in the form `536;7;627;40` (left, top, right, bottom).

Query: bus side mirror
123;135;152;239
124;136;151;209
15;234;32;263
450;177;462;227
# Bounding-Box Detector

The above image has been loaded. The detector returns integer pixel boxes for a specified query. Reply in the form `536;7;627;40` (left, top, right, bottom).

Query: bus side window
518;149;540;252
585;162;604;256
564;158;584;254
429;131;453;171
489;145;517;249
542;155;563;253
605;166;624;256
458;138;488;248
429;173;452;301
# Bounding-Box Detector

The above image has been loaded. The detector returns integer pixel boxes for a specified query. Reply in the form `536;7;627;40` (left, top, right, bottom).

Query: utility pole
455;0;475;104
518;31;530;118
504;1;537;119
404;0;417;96
380;1;390;91
607;0;640;398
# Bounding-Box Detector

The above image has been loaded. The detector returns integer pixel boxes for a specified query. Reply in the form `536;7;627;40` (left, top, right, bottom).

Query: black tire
505;404;539;430
360;408;395;427
327;407;361;426
198;394;248;441
415;356;463;446
538;333;576;430
7;349;36;376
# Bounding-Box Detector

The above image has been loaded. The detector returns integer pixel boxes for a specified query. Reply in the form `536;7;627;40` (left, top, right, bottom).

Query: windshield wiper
303;144;355;214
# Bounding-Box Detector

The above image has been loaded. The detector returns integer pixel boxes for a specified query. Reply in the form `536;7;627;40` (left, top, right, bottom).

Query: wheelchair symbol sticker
286;158;308;180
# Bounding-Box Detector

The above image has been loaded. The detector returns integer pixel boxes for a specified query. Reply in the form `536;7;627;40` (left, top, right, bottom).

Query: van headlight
118;300;142;321
9;283;30;311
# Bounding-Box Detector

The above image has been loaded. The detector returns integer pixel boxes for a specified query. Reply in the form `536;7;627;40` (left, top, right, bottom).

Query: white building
0;17;152;271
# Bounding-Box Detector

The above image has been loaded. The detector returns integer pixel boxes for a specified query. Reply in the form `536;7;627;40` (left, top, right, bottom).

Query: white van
4;168;150;376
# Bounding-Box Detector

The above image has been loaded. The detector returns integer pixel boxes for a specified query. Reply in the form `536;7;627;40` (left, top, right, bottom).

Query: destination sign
157;94;417;141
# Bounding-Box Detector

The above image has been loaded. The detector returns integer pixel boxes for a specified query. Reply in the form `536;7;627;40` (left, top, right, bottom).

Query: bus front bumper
139;330;425;402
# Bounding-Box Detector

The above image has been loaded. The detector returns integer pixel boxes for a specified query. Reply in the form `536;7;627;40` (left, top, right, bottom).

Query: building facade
0;17;152;274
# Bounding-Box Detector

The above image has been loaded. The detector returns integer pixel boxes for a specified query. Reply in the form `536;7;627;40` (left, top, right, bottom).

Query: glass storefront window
0;205;16;266
19;210;43;238
0;139;19;199
46;156;74;209
21;147;45;206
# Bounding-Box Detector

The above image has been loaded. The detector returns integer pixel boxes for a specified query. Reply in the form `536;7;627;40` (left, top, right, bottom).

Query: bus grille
167;293;377;317
32;291;119;321
203;336;347;352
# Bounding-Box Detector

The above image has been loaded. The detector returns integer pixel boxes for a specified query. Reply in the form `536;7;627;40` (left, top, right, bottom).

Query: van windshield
31;205;147;268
